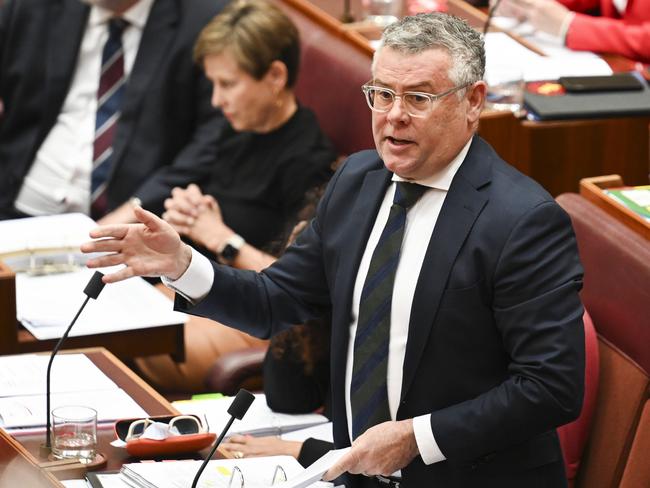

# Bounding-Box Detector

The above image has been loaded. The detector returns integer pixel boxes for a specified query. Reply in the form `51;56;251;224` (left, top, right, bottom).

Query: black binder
524;75;650;120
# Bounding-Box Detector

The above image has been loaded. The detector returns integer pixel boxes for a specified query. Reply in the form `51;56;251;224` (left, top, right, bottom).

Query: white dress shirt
612;0;628;15
165;139;473;465
14;0;154;216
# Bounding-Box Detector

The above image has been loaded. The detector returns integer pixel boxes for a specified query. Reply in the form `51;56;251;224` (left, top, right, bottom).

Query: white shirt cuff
559;12;576;45
413;414;446;465
161;247;214;303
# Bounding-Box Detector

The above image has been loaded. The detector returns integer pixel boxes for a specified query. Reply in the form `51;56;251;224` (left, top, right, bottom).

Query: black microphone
191;389;255;488
42;271;106;455
483;0;504;35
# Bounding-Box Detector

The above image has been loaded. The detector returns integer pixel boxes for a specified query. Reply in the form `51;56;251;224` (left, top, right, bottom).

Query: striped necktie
91;18;128;219
351;181;427;439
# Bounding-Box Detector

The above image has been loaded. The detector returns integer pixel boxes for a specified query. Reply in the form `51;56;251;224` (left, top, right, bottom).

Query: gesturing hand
81;206;192;283
323;420;419;481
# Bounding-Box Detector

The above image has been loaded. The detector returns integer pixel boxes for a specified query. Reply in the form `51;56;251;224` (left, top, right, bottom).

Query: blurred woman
495;0;650;63
134;0;336;393
222;320;334;468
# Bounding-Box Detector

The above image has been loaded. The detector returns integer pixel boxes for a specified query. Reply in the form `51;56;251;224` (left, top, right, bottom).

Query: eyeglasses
125;415;206;441
361;82;472;118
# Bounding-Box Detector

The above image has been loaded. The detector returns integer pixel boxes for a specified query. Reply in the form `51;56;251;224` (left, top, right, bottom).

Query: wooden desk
0;262;185;362
3;347;179;483
286;0;650;196
579;174;650;240
0;430;63;488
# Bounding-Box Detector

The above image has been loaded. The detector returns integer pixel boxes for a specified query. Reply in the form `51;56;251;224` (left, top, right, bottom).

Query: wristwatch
219;234;245;264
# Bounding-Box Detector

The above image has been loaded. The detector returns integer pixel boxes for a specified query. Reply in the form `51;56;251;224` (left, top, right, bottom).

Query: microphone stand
483;0;504;35
41;271;106;457
341;0;354;23
191;389;255;488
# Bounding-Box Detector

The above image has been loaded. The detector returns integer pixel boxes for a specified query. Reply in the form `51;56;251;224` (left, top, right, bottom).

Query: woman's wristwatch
218;234;245;264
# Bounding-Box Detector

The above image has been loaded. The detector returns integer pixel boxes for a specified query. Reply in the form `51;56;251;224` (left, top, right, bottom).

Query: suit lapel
42;0;89;141
331;165;392;441
110;0;179;173
399;138;491;403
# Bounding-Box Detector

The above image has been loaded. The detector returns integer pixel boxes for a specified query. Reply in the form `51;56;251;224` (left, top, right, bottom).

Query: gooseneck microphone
43;271;106;454
483;0;504;35
191;389;255;488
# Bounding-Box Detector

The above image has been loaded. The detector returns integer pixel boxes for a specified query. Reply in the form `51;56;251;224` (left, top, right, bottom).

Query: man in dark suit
0;0;227;222
82;13;585;487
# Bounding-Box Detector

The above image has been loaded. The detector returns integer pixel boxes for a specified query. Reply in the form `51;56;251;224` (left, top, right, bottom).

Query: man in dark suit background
82;13;585;487
0;0;227;222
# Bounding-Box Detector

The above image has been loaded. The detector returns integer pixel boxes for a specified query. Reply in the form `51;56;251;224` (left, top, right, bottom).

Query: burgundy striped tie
91;18;128;219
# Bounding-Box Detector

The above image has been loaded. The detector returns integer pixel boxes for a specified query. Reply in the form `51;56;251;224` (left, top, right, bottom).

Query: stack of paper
173;394;329;437
0;354;147;430
119;451;347;488
484;31;612;81
0;213;187;340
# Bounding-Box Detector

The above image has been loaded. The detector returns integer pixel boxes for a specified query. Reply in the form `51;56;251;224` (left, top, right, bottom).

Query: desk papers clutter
0;353;147;430
484;31;612;82
0;213;186;340
119;451;348;488
173;393;329;438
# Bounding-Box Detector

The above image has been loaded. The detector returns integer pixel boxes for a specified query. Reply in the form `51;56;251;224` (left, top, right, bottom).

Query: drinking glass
363;0;403;27
51;405;97;463
485;65;524;113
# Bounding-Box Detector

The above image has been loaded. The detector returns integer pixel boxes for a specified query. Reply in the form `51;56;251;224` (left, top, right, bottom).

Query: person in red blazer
497;0;650;63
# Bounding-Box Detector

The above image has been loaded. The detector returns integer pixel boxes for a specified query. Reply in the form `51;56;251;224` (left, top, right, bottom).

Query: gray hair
374;13;485;88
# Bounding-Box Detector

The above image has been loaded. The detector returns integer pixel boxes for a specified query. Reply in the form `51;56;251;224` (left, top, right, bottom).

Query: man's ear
466;80;487;125
265;60;289;92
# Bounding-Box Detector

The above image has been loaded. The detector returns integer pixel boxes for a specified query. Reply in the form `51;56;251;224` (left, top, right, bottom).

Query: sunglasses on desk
124;415;206;441
114;414;215;457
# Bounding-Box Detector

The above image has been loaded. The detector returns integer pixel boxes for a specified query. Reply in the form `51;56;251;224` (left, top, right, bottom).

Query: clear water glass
485;65;524;113
363;0;403;27
51;405;97;463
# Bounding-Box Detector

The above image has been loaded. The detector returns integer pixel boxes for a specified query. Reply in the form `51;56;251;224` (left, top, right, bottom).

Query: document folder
524;76;650;120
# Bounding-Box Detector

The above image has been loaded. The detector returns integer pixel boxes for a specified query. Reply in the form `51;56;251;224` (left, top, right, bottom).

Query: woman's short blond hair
194;0;300;87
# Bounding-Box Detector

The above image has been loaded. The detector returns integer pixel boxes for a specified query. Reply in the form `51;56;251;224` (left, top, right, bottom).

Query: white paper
173;394;329;438
120;456;309;488
15;266;186;339
0;213;95;256
274;449;349;488
0;388;147;429
621;188;650;207
0;213;186;339
93;474;132;488
281;423;333;444
484;31;612;81
61;481;92;488
0;353;117;398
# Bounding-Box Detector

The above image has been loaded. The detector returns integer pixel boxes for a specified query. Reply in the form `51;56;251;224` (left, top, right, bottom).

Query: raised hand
81;206;192;283
323;420;419;481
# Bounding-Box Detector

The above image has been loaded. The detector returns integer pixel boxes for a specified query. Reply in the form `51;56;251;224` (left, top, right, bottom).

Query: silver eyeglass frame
361;81;472;118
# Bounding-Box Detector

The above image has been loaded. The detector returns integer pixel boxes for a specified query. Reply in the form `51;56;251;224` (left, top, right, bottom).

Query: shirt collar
88;0;154;30
392;137;473;191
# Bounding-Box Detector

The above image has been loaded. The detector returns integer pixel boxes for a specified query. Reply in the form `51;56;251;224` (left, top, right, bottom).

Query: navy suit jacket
181;136;585;487
0;0;227;216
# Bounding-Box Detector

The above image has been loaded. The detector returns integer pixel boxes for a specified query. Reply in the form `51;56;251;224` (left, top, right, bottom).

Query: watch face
221;243;239;262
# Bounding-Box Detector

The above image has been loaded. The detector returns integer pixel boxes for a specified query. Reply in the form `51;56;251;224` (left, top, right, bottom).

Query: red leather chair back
557;310;600;486
556;192;650;374
274;0;375;156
